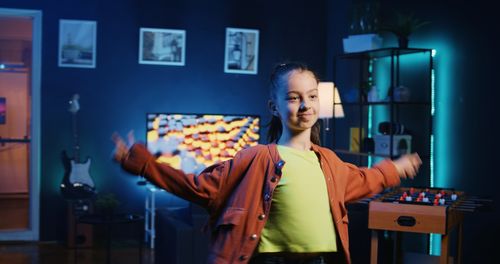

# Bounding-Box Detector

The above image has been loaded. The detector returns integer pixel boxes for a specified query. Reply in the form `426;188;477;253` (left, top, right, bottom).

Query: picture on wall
224;27;259;74
0;97;5;124
139;28;186;66
58;19;97;68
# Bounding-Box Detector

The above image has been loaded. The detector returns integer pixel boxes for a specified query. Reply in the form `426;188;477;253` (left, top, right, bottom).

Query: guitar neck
72;112;80;162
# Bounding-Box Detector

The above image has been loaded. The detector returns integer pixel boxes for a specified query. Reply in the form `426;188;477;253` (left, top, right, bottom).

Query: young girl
112;62;421;264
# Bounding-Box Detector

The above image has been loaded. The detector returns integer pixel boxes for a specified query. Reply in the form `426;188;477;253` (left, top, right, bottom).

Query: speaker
373;134;412;156
378;122;409;135
67;200;93;248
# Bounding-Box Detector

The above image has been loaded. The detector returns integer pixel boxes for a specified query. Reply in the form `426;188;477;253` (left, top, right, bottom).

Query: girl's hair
266;62;321;145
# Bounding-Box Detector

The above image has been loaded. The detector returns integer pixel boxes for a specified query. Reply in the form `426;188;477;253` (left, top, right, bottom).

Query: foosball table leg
457;223;463;264
394;232;403;264
370;230;378;264
440;233;449;264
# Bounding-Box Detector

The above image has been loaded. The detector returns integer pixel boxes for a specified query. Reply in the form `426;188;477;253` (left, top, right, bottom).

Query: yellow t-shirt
258;145;337;253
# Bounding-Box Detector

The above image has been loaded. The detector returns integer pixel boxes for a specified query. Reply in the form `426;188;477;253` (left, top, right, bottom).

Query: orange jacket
121;143;400;264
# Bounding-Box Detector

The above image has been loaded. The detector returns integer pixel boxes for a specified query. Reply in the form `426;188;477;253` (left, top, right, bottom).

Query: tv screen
146;113;260;174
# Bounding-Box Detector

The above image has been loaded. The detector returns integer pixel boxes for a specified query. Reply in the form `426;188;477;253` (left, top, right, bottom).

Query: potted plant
380;11;430;48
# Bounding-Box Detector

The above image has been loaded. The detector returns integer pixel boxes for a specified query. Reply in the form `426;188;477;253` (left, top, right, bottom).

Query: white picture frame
224;27;259;74
139;28;186;66
58;19;97;68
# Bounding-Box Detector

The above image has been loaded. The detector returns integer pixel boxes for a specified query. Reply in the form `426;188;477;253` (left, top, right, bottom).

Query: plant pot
398;37;409;48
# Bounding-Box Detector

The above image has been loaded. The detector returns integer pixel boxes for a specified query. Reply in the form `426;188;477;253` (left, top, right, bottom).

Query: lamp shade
318;82;344;118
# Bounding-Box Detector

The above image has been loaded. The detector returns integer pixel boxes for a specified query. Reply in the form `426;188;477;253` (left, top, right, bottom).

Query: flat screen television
146;113;260;175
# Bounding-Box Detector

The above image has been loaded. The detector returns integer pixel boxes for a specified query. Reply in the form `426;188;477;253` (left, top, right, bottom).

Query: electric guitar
60;94;96;200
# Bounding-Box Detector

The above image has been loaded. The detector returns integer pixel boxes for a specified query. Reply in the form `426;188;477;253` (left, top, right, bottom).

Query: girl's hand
392;153;422;179
111;130;135;163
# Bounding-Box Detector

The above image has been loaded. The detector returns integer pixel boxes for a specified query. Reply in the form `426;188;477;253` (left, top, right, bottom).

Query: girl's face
272;70;319;134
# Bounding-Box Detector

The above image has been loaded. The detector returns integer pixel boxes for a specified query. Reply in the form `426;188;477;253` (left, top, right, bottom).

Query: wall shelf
332;47;433;186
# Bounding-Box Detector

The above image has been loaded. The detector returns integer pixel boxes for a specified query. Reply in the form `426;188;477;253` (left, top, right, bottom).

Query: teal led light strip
429;49;439;256
431;49;436;116
430;49;436;187
368;59;373;166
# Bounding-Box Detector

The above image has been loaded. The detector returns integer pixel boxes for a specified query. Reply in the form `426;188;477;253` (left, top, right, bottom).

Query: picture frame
224;27;259;74
58;19;97;68
139;28;186;66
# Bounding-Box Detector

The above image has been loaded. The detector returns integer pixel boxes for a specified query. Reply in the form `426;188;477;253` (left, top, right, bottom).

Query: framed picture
0;97;5;124
139;28;186;66
224;27;259;74
58;19;97;68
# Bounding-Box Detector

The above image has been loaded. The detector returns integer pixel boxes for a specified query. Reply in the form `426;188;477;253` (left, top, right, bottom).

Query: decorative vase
394;85;411;102
367;86;379;102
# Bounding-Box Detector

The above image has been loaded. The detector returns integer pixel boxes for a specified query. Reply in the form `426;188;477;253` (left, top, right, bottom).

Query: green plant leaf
379;11;430;38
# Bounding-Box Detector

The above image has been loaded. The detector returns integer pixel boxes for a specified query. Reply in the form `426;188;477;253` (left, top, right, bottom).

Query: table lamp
318;82;344;132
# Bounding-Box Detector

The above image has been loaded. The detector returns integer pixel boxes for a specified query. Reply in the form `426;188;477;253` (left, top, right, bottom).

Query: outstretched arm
111;131;235;209
111;131;135;163
343;153;422;202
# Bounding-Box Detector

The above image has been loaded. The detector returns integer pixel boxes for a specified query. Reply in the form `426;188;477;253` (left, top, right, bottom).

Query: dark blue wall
0;0;327;241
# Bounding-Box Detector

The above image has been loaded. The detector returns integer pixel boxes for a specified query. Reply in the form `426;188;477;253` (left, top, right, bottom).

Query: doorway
0;8;41;241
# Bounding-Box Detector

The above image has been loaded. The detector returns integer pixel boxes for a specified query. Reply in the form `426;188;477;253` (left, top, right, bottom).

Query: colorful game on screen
0;97;6;124
147;113;260;175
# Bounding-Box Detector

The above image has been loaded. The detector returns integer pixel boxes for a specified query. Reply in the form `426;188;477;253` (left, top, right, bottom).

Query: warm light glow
147;113;260;173
318;82;344;118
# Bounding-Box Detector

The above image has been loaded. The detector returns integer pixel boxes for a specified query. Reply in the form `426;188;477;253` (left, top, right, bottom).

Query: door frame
0;7;42;241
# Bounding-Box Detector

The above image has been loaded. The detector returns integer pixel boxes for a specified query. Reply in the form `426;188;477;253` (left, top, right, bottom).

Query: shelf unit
332;47;433;186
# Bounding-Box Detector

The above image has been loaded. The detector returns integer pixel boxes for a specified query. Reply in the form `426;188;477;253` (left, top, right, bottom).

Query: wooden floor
0;241;155;264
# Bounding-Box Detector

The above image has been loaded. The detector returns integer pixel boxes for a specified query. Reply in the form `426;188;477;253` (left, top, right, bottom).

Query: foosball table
365;187;492;264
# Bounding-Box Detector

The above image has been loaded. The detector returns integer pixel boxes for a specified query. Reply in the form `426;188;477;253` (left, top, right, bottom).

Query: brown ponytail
267;115;283;144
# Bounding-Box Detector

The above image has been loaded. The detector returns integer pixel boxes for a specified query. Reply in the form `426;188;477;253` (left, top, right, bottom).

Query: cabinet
332;48;433;186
